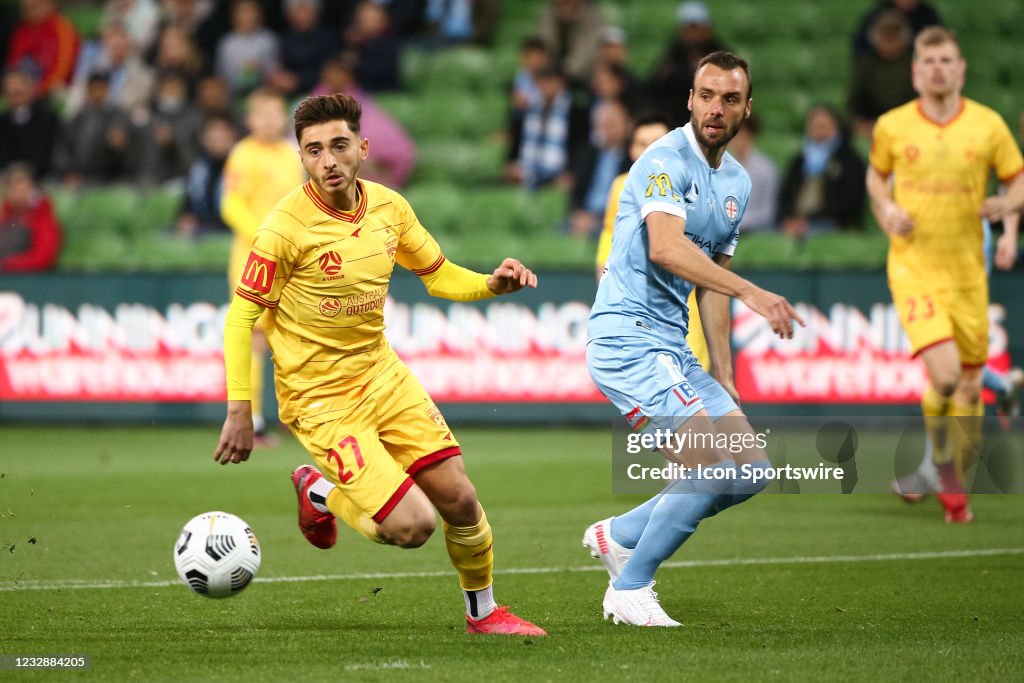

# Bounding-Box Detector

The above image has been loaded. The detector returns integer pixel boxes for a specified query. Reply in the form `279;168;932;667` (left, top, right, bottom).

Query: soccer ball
173;511;261;598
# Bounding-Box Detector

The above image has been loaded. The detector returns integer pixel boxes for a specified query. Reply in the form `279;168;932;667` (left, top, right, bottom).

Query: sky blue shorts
587;332;739;434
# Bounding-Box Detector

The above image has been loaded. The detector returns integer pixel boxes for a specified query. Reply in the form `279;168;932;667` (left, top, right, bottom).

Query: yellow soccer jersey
595;173;627;271
870;98;1023;287
222;136;305;285
233;179;451;424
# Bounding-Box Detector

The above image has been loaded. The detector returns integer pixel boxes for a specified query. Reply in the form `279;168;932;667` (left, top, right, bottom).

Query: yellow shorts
289;355;461;523
890;281;988;367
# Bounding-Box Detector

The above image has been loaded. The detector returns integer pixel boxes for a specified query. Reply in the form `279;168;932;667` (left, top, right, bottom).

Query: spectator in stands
424;0;502;47
310;55;416;188
590;61;637;122
778;105;867;238
853;0;942;57
728;113;778;232
54;72;132;187
569;99;630;237
647;1;726;126
151;23;204;94
513;36;549;106
103;0;162;53
214;0;280;98
150;0;218;66
131;69;204;185
848;9;916;139
506;37;550;175
597;26;639;94
176;114;237;237
0;68;58;178
65;20;156;118
535;0;606;88
5;0;80;97
195;74;239;125
0;162;60;272
345;1;402;93
266;0;340;97
507;63;589;190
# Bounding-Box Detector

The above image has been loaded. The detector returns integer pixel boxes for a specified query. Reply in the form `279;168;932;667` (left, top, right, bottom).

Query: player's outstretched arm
486;257;538;294
866;167;913;237
417;256;537;301
647;211;803;339
213;295;264;465
215;400;254;465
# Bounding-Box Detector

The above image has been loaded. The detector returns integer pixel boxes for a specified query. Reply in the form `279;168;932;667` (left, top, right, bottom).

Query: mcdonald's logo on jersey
241;251;276;294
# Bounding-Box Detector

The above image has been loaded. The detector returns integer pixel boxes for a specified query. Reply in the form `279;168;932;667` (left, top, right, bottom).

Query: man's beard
690;117;737;151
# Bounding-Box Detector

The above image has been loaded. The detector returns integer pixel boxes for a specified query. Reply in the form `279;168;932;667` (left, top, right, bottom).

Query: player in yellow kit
213;94;545;636
867;27;1024;522
595;111;710;370
221;88;305;442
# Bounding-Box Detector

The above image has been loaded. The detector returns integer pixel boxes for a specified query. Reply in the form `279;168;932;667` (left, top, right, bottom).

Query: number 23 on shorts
905;294;935;323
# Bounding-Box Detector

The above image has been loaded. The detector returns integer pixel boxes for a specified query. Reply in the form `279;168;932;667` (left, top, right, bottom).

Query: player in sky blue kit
584;51;804;627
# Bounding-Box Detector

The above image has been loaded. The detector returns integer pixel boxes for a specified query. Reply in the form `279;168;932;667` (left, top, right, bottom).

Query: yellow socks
443;506;494;591
327;488;385;544
444;506;497;619
922;385;953;465
950;399;984;480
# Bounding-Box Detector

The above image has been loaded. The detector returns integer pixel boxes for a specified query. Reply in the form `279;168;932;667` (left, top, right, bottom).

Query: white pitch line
4;547;1023;592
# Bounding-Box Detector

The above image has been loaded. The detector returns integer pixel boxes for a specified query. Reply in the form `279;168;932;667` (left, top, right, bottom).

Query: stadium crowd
0;0;1020;270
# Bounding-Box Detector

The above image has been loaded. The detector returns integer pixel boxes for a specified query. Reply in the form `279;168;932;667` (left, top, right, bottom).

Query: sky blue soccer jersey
589;123;752;343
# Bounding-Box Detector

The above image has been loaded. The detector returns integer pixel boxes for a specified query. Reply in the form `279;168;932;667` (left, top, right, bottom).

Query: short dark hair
695;50;752;99
521;36;548;53
631;110;675;132
294;93;362;143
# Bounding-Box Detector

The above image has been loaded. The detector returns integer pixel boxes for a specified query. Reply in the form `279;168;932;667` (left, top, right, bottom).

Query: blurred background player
867;27;1024;523
585;52;802;626
893;215;1024;498
221;87;304;444
214;93;544;636
595;110;673;280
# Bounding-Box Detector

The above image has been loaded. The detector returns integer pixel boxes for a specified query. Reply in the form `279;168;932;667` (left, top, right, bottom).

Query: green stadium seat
802;232;888;270
76;186;140;239
730;232;798;270
136;188;184;234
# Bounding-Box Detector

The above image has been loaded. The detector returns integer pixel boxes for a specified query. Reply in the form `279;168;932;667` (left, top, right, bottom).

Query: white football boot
602;582;681;627
582;517;632;582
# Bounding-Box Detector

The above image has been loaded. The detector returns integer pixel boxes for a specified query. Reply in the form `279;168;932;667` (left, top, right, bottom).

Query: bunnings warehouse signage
0;272;1019;407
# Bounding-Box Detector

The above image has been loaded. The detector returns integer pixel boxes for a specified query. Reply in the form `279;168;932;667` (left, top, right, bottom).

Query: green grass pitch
1;425;1023;681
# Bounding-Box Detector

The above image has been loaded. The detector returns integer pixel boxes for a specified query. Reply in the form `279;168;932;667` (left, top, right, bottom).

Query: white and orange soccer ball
173;511;261;598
